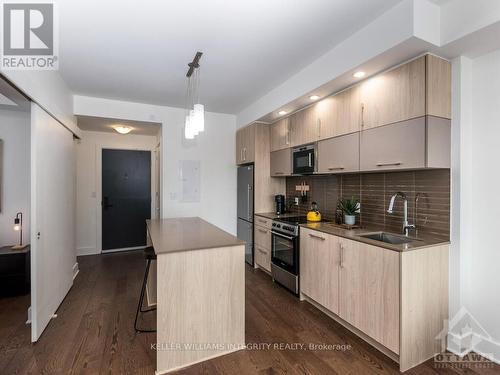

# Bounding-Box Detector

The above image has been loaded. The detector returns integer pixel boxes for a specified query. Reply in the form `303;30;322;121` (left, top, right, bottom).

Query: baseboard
26;306;31;325
72;262;79;280
447;331;500;365
76;246;99;256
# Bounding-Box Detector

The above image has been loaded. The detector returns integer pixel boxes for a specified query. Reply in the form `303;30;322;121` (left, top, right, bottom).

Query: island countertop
146;217;245;255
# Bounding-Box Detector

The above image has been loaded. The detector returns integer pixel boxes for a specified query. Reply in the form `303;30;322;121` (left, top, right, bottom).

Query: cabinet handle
258;219;267;224
274;172;284;175
309;233;326;241
258;228;267;234
340;243;344;268
328;167;345;171
360;103;365;128
243;148;247;161
376;162;402;167
317;118;321;139
257;247;267;255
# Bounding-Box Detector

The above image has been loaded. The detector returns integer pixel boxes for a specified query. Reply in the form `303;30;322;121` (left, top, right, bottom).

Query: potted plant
338;197;360;226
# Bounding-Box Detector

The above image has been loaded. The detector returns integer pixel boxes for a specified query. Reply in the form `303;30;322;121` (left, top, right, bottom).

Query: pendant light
184;52;205;139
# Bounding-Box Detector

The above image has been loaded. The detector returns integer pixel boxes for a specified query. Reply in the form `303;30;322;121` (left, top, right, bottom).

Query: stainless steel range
270;216;306;295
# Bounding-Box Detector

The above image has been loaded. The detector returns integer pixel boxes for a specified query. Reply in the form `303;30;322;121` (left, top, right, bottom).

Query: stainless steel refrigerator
237;164;254;265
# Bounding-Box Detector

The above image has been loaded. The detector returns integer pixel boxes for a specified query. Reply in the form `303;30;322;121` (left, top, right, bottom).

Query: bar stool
134;246;157;333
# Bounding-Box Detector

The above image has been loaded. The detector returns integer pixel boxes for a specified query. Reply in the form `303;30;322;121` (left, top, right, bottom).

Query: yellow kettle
306;202;322;222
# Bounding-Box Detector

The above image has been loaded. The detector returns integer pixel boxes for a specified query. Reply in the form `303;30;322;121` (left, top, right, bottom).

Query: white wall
0;109;30;247
73;96;237;235
76;130;159;255
450;49;500;362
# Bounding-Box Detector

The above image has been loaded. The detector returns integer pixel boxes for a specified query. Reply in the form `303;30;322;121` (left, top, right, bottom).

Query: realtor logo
1;1;58;69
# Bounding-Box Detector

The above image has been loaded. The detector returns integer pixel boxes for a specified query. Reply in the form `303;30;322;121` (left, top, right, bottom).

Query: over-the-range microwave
292;144;316;175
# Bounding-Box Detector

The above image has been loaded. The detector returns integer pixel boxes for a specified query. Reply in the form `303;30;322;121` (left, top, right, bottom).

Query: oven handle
271;231;294;240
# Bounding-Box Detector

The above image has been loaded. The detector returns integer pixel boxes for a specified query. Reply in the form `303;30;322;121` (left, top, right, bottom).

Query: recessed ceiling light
113;125;133;134
353;71;366;78
278;110;287;116
309;95;320;100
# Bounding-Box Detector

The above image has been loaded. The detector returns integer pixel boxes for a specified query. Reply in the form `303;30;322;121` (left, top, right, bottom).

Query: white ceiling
77;115;161;136
59;0;402;114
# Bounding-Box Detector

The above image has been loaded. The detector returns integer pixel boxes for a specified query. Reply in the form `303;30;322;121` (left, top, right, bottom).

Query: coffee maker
275;195;286;215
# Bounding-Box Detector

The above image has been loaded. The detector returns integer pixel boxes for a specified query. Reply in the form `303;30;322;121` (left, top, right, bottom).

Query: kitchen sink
359;232;418;245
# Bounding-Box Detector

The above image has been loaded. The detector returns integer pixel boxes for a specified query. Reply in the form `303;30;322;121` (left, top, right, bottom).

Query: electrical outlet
294;197;299;205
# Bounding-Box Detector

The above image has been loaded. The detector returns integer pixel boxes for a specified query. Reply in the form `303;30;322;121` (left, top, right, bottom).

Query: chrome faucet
387;192;415;236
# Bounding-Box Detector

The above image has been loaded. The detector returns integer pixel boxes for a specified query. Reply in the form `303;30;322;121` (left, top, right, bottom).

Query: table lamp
12;212;28;250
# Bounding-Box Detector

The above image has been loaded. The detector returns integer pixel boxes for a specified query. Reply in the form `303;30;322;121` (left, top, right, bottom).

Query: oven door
293;148;315;174
271;231;299;275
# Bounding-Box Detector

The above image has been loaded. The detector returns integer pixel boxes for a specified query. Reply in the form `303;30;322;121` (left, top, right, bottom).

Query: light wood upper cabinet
236;125;255;165
300;228;340;315
317;85;361;139
270;148;292;176
290;105;319;147
338;238;400;354
426;54;451;119
270;118;290;152
317;132;359;173
360;56;426;130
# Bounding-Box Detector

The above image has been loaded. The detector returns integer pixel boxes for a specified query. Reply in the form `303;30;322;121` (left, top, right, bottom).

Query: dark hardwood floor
0;250;498;374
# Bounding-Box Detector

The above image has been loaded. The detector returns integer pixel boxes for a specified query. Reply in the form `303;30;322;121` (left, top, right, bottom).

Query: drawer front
254;225;271;250
254;244;271;272
254;215;272;230
360;117;425;171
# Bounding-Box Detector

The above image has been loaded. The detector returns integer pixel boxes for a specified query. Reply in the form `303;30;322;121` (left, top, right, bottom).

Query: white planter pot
344;214;356;226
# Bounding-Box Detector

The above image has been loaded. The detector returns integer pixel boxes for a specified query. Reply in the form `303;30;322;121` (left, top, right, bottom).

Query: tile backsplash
285;169;450;240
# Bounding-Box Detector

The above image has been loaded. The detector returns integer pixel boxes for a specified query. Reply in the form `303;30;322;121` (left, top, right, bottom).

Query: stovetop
274;216;309;225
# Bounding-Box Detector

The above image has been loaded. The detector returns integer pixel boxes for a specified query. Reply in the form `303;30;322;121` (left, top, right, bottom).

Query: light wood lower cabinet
317;132;359;173
254;224;271;272
300;228;449;371
338;237;400;354
300;228;340;314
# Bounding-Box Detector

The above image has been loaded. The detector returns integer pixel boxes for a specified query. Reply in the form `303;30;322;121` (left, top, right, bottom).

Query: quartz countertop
255;212;449;252
300;222;449;252
147;217;245;255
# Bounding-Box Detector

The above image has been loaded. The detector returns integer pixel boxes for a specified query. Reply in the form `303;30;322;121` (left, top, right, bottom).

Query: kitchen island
146;217;245;374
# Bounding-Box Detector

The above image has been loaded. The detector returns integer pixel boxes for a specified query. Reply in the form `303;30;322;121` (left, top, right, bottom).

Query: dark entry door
102;149;151;251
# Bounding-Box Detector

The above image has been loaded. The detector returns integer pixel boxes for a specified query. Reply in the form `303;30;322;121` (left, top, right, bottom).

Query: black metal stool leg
134;258;156;333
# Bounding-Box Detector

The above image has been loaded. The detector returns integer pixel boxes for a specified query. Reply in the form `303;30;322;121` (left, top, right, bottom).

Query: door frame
96;145;159;253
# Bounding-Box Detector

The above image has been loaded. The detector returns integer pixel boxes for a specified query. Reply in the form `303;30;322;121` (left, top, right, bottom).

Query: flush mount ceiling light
309;95;320;100
184;51;205;140
353;71;366;78
113;125;132;134
278;110;287;116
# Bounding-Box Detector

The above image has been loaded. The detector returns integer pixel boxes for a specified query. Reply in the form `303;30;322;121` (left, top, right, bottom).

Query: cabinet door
360;56;425;130
360;117;426;171
270;148;292;176
254;225;271;250
254;244;271;272
236;129;243;164
317;132;359;173
300;228;340;314
339;238;400;354
317;85;361;140
242;124;256;163
270;118;290;151
290;105;319;147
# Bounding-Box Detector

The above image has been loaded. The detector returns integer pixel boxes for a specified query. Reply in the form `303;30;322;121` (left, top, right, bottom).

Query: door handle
102;197;113;210
339;243;344;268
271;231;294;240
